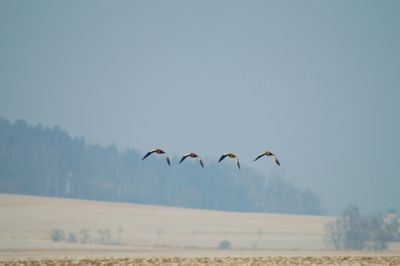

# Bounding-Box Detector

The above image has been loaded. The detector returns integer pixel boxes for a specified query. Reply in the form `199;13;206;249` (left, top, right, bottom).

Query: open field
1;256;400;266
1;194;399;264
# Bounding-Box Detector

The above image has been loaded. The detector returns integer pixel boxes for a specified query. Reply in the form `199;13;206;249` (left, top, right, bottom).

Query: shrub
67;232;78;243
218;240;231;250
97;229;112;245
79;228;91;243
50;229;65;242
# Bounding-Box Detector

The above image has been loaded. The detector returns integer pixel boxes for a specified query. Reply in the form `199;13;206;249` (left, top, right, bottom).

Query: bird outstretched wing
253;153;265;162
142;151;155;160
179;154;189;164
218;154;228;162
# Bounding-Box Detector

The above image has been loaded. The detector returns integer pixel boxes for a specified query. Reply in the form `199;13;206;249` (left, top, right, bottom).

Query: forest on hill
0;118;324;215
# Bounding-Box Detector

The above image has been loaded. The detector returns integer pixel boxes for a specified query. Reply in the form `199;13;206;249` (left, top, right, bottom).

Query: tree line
325;205;400;250
0;118;324;215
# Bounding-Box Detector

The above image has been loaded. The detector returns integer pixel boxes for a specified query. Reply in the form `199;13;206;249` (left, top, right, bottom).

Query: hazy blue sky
1;1;399;214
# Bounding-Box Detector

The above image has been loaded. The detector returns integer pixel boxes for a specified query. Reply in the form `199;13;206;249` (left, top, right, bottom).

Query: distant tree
192;229;198;240
218;240;231;250
263;176;324;215
324;205;400;251
117;226;123;243
67;232;78;243
324;218;345;250
384;212;400;241
301;189;325;215
156;228;163;240
257;228;264;241
342;205;368;250
97;229;112;245
50;229;65;242
79;228;90;243
366;213;387;250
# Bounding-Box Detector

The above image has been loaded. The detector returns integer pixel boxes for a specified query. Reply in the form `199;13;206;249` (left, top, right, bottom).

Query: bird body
253;150;280;166
142;148;171;166
179;152;204;168
218;152;240;169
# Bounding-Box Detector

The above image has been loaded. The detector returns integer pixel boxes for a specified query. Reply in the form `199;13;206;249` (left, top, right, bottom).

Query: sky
1;0;399;214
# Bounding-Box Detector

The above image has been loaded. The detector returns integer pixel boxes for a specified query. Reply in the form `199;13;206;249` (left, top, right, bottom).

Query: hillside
0;118;324;215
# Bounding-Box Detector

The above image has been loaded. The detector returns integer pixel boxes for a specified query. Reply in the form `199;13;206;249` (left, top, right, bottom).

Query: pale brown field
1;194;399;265
1;256;400;266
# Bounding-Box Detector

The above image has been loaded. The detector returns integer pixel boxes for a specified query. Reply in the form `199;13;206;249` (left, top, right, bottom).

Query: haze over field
1;1;400;215
1;194;400;261
0;193;367;260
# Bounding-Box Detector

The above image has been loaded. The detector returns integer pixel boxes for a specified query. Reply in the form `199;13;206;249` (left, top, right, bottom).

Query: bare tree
324;205;399;251
156;228;163;241
257;228;264;241
324;219;345;250
97;229;112;245
192;229;198;240
79;228;90;244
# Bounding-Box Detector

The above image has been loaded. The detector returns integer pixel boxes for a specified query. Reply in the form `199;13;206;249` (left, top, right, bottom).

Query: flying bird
218;153;240;169
179;152;204;168
253;150;280;166
142;148;171;166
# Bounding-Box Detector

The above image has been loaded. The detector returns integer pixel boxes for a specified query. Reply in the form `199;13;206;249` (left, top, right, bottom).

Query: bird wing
166;156;171;166
274;156;281;166
253;153;265;162
218;154;227;162
199;159;204;168
236;159;241;169
142;150;155;160
179;154;189;164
